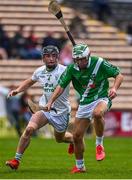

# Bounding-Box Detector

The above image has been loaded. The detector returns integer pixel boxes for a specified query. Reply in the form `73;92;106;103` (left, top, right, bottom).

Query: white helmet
72;43;90;59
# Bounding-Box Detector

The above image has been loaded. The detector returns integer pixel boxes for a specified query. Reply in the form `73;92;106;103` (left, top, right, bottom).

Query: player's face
43;53;58;69
74;57;88;69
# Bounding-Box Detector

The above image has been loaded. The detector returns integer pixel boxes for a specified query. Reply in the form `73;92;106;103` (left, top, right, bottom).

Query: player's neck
46;64;57;72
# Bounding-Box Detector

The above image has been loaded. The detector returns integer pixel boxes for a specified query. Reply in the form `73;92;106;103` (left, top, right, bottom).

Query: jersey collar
43;64;59;73
73;63;79;71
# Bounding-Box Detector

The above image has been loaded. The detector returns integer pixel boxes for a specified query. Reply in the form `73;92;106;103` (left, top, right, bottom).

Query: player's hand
43;102;52;112
108;87;117;100
7;89;19;98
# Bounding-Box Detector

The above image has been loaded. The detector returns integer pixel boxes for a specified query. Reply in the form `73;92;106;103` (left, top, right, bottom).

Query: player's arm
45;85;64;111
109;73;123;99
101;60;124;99
8;78;36;97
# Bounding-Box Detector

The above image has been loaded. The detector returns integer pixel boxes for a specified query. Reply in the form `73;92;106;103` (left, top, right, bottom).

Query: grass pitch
0;137;131;179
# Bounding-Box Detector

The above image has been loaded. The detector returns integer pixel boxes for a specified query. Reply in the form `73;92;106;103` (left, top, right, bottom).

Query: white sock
15;153;23;161
96;136;104;146
76;159;85;169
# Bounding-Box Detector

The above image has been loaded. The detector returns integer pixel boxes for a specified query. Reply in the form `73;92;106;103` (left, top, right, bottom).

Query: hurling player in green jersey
43;43;123;173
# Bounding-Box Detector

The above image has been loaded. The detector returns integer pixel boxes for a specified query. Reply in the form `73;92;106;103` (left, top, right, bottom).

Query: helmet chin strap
76;55;90;70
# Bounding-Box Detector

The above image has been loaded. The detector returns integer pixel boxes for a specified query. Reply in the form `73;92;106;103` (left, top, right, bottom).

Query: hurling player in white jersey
6;45;74;170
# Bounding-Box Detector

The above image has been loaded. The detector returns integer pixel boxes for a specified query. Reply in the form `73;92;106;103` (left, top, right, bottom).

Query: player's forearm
16;78;35;93
48;85;64;104
112;73;124;90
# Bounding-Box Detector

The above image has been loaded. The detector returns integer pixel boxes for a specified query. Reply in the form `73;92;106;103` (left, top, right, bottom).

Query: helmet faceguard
72;44;90;60
42;45;59;56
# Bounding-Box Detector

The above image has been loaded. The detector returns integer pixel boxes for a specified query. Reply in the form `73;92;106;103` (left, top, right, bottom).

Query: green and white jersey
32;64;71;115
59;56;120;105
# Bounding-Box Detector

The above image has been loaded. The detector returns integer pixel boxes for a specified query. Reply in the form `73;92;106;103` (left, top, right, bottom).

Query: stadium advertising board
104;111;132;136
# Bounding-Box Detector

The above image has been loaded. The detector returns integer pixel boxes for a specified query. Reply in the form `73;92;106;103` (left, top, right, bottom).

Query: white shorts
76;98;110;120
41;111;70;133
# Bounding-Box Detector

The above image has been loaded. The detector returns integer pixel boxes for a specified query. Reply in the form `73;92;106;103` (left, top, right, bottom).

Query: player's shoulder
34;65;46;74
66;63;78;73
90;56;105;66
58;63;67;70
58;63;73;73
67;63;74;70
57;64;74;77
90;56;104;61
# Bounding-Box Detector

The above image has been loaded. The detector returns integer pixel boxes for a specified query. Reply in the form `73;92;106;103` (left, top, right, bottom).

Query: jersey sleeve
58;65;72;88
101;59;121;78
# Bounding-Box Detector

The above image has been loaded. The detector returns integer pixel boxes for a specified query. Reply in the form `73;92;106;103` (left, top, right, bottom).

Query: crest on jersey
90;73;96;81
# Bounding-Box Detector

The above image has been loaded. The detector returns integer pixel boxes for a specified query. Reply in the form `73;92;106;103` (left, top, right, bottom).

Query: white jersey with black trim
32;64;71;116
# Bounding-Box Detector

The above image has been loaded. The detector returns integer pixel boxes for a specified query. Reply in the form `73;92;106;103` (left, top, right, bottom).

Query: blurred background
0;0;132;138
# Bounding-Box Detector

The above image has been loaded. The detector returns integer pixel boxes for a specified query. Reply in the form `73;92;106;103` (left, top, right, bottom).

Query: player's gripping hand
109;87;117;100
43;102;52;112
7;89;19;98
